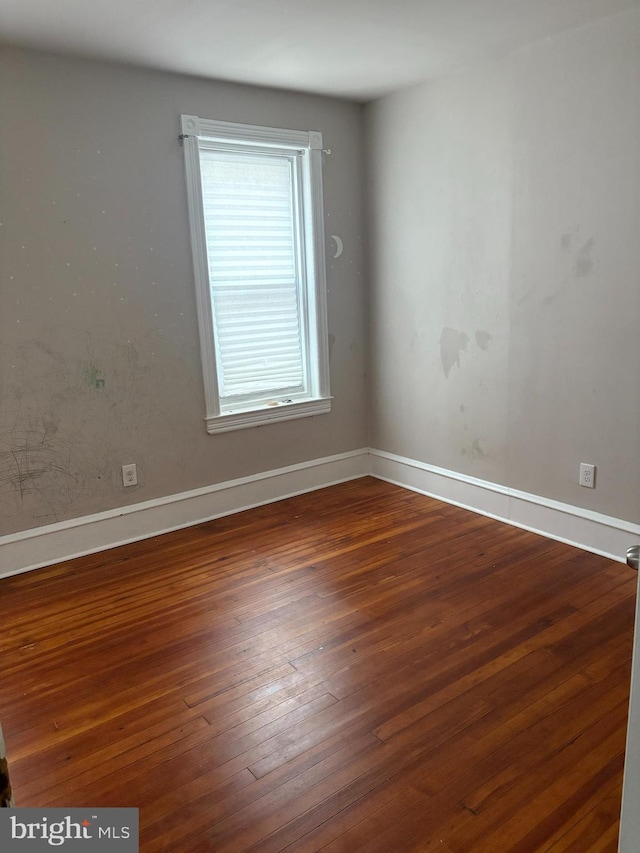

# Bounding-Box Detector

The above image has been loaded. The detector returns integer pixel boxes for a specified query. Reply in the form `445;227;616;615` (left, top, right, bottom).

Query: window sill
205;397;332;434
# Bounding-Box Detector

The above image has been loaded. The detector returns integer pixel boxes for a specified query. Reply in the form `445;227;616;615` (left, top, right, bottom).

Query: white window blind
199;146;307;404
181;115;331;433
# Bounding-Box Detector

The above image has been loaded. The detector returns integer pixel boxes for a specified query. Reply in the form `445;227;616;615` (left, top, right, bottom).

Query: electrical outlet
579;463;596;489
122;463;138;487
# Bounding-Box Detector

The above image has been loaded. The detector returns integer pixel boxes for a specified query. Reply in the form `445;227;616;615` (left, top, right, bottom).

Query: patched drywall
367;7;640;523
0;47;367;534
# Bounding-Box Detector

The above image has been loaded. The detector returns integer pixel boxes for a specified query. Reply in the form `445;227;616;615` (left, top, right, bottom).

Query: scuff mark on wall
440;328;469;378
41;411;60;438
1;431;80;505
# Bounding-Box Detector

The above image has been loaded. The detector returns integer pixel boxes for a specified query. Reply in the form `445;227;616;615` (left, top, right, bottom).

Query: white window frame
181;114;331;434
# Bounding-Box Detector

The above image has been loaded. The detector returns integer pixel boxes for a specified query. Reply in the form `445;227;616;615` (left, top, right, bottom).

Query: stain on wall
0;325;193;528
367;6;640;521
0;46;368;538
439;328;493;376
84;364;106;390
574;237;595;278
470;438;486;459
440;328;469;378
475;330;492;351
328;333;336;363
461;438;487;459
540;230;597;308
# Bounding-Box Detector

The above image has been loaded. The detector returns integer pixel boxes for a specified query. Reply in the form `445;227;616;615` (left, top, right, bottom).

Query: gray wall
366;7;640;524
0;47;368;535
3;7;639;540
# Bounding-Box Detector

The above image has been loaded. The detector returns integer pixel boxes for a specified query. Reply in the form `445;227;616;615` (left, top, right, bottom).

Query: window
180;114;331;433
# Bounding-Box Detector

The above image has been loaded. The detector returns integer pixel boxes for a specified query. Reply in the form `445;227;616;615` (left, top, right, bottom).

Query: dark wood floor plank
409;702;629;852
0;477;634;851
543;785;623;852
253;779;426;853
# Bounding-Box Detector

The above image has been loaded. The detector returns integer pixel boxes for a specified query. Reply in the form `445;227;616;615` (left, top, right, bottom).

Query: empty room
1;0;639;850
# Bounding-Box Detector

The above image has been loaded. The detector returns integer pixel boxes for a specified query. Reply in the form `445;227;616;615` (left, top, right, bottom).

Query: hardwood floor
0;477;636;851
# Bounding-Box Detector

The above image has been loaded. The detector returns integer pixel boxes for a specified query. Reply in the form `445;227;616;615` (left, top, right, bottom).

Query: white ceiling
0;0;637;101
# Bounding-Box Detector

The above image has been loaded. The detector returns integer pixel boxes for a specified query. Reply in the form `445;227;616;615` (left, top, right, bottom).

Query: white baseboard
0;449;369;579
2;446;638;579
369;449;640;564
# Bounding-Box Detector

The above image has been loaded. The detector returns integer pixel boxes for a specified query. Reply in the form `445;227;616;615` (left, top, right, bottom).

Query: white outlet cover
122;463;138;487
579;463;596;488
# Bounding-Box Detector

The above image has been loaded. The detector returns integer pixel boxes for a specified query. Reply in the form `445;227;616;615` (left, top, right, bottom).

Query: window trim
181;114;331;434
